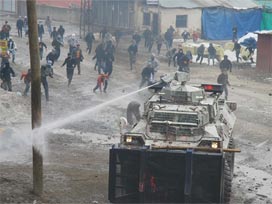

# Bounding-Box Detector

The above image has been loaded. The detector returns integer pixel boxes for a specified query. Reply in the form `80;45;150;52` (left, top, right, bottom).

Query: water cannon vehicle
108;71;239;203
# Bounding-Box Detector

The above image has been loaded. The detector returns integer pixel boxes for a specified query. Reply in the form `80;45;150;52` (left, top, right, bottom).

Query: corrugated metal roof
36;0;82;9
159;0;259;9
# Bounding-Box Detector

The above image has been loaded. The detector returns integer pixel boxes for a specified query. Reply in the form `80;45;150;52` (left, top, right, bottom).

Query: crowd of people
0;17;244;102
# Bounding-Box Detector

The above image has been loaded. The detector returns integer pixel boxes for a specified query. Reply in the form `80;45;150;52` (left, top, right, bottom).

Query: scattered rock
262;178;267;181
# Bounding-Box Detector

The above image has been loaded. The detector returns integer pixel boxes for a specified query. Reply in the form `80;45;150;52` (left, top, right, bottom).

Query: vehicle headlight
211;141;219;149
126;136;133;143
123;135;145;146
198;140;220;149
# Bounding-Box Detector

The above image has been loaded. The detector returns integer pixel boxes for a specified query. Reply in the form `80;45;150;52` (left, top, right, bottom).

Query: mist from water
0;83;158;162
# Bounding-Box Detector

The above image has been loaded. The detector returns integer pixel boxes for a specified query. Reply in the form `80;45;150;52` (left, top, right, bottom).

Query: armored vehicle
108;72;239;203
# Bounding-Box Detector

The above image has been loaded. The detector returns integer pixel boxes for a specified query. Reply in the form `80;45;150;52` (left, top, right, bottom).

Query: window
176;15;187;28
143;12;151;26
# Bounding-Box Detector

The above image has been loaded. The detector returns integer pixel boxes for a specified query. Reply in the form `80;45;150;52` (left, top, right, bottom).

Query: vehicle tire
226;137;235;178
224;161;232;204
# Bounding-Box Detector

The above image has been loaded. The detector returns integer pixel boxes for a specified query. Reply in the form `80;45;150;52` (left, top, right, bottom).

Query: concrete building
142;0;260;37
0;0;17;14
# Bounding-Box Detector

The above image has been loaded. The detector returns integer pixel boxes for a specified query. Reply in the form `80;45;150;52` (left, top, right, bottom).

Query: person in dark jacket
39;38;47;60
57;25;65;40
156;35;164;55
93;43;105;73
41;61;53;101
52;36;63;61
181;30;190;42
217;71;230;100
165;26;175;48
128;40;138;70
208;43;216;66
7;37;17;63
61;53;76;86
0;62;15;91
46;49;57;66
173;48;184;68
38;21;44;41
196;44;205;64
143;28;152;48
219;55;232;72
16;16;24;38
72;44;84;75
85;32;95;54
179;55;190;73
139;62;154;88
50;27;58;41
132;32;141;46
104;41;115;76
166;48;176;67
245;46;255;63
1;21;11;40
233;41;241;63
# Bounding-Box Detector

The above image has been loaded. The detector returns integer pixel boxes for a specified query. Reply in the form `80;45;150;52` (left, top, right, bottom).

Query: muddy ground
0;16;272;204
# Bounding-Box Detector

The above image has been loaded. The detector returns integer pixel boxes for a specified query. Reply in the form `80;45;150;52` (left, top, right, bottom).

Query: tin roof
36;0;82;9
159;0;259;9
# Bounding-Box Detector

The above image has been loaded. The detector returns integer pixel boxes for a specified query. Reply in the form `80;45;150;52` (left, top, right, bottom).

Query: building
91;0;261;40
142;0;261;40
0;0;17;14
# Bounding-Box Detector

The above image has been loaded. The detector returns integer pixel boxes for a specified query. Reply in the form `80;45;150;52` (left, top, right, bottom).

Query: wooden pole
26;0;43;196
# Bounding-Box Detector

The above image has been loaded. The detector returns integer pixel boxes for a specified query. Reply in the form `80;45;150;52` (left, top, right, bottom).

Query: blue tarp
240;37;257;49
202;8;262;40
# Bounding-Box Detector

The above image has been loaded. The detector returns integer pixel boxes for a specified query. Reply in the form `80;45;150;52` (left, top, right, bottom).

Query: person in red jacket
93;73;109;93
20;69;31;96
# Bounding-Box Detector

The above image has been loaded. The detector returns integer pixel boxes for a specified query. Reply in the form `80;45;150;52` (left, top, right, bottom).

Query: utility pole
26;0;43;196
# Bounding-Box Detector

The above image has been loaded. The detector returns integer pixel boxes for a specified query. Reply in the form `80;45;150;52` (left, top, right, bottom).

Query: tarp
240;37;257;49
202;8;262;40
261;12;272;30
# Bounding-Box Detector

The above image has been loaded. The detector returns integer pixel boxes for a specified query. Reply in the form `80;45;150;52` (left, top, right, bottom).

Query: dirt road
0;16;271;203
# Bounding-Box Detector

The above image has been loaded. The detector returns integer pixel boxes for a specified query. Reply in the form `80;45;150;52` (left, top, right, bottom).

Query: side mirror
226;101;237;112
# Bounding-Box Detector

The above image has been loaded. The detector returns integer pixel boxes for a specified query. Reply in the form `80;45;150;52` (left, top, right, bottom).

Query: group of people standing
196;43;217;65
92;30;116;93
0;15;242;102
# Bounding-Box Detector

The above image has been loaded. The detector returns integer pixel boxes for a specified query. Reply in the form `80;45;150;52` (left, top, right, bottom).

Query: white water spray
39;83;158;133
0;83;159;163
